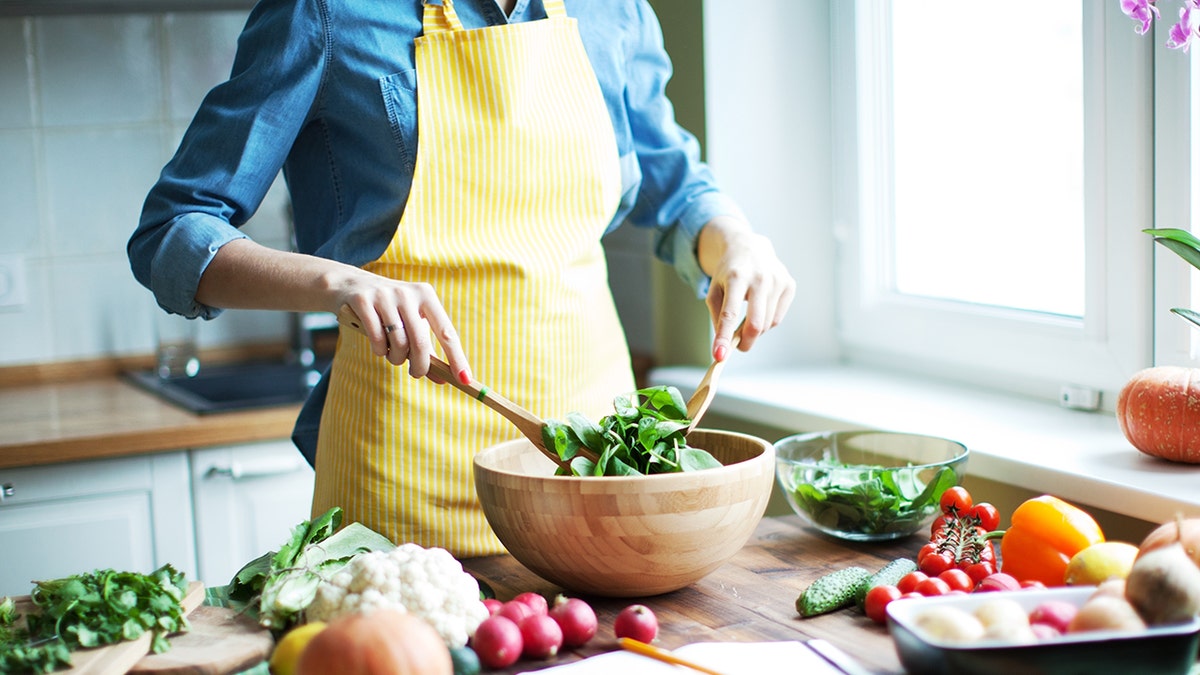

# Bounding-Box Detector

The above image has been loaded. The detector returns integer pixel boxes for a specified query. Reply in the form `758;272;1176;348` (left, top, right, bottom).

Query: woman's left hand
697;215;795;360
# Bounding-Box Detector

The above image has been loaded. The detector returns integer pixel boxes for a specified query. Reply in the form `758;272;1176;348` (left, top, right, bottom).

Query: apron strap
423;0;466;34
543;0;566;19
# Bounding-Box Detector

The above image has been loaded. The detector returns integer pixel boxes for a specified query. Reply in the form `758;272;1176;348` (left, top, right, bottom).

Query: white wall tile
43;127;164;257
0;258;52;365
0;19;33;129
163;11;246;122
48;254;157;360
0;131;43;256
35;14;162;127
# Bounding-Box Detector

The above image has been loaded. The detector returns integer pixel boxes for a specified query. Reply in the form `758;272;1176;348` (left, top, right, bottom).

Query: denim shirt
128;0;741;461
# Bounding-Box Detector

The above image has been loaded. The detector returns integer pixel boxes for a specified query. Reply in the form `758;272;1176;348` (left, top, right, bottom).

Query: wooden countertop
0;375;300;470
462;515;917;675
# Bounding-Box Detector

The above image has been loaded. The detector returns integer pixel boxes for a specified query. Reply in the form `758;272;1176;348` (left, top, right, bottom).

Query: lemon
269;621;327;675
1064;541;1140;586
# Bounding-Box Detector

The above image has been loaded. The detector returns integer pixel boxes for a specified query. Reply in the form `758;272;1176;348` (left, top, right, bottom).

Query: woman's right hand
195;238;473;384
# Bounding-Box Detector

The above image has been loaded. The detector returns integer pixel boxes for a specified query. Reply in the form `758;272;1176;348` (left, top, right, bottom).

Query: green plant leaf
1171;307;1200;331
1146;228;1200;270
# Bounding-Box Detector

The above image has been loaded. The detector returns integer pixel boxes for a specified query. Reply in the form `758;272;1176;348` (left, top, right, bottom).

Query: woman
129;0;795;556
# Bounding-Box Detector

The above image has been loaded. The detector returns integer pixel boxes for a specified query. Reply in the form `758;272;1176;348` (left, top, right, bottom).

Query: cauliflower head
305;543;489;648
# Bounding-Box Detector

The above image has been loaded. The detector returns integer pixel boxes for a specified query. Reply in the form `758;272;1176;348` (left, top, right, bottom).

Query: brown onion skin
1137;518;1200;568
1116;366;1200;463
297;609;452;675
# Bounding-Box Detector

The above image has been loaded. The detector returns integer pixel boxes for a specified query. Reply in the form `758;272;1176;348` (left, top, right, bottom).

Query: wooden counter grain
0;377;300;469
462;515;918;675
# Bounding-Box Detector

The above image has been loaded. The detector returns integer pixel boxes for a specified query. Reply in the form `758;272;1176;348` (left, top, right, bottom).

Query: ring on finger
384;324;398;334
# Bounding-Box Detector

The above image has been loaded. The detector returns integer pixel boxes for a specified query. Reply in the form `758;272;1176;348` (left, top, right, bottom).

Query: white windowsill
649;364;1200;526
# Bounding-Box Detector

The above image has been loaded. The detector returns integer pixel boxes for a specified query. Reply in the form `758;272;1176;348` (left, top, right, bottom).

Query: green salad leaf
785;459;958;536
542;385;721;476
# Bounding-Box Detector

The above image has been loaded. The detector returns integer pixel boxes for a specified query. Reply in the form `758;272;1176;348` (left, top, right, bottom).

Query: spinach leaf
542;385;720;476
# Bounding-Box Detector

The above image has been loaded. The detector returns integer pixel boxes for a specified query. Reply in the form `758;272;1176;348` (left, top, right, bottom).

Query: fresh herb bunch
784;460;958;536
0;596;72;675
542;385;722;476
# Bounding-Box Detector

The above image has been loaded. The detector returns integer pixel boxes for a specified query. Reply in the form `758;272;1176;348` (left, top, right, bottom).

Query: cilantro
542;385;722;476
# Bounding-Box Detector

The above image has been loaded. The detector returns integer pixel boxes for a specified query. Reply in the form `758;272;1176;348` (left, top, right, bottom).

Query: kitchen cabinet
0;453;196;597
190;440;315;587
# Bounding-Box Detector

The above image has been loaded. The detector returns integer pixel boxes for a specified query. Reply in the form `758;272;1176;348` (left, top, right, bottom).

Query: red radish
499;600;534;625
513;591;549;616
1028;600;1077;634
518;614;563;659
472;616;523;669
482;598;503;616
613;604;658;643
975;572;1022;593
549;595;597;647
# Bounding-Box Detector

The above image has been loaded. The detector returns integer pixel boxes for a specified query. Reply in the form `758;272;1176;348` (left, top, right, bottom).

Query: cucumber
854;557;918;610
795;566;872;617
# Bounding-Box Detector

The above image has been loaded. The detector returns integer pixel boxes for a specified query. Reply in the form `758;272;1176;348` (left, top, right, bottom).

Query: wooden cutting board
11;581;206;675
129;604;272;675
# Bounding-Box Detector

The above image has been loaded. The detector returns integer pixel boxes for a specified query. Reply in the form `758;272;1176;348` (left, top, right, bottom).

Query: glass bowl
774;430;969;541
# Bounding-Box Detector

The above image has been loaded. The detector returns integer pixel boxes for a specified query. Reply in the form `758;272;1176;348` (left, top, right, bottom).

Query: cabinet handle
204;456;307;480
1;483;13;500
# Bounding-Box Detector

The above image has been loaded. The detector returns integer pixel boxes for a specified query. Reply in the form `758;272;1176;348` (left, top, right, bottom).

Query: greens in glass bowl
774;430;968;541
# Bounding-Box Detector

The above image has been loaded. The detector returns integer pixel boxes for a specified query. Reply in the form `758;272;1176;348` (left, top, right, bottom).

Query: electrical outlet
0;255;28;309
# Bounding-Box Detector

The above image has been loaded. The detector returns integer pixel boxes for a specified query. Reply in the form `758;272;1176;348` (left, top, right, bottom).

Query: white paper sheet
518;641;850;674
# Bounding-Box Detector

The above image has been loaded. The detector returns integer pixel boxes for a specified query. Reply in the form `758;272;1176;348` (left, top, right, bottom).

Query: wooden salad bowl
473;428;776;597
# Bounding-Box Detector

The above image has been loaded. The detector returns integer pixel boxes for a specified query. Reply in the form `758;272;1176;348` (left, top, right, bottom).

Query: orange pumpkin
297;608;452;675
1116;366;1200;463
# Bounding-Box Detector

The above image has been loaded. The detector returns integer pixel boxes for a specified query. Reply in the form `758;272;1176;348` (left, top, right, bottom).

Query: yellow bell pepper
999;495;1104;587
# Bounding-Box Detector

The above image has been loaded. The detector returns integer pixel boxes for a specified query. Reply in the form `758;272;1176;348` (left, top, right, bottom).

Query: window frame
831;0;1153;409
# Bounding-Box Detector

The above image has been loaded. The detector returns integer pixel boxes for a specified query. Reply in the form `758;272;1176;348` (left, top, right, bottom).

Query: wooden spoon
334;307;593;469
684;330;742;436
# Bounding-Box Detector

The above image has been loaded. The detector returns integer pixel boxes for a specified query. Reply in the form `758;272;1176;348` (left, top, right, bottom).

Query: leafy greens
541;385;722;476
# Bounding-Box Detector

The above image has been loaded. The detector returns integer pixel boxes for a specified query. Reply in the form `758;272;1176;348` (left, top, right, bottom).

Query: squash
297;608;452;675
1137;518;1200;568
1116;366;1200;463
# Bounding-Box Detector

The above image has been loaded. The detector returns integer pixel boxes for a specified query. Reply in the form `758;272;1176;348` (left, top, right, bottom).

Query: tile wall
0;10;294;367
0;9;654;369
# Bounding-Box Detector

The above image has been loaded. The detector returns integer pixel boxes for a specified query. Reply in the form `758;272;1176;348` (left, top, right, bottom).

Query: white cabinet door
190;440;314;588
0;454;195;598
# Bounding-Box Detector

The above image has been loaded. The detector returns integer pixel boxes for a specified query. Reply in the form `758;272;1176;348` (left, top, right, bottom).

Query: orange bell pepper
999;495;1104;587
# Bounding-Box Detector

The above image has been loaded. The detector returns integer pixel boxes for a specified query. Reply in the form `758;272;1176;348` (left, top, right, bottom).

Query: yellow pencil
617;638;729;675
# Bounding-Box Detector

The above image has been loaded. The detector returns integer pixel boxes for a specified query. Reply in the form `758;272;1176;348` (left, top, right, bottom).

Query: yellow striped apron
312;0;635;556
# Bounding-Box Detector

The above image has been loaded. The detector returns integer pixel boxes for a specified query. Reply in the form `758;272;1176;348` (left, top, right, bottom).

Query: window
832;1;1154;407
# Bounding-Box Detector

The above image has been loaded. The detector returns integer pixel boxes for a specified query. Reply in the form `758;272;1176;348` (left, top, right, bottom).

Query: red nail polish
715;345;728;362
458;368;472;385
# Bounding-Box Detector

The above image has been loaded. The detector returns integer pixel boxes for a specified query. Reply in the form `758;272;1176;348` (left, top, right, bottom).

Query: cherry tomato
964;561;997;585
914;577;951;597
930;514;947;538
918;551;953;577
939;486;973;515
863;584;902;624
967;502;1001;531
896;571;928;595
937;568;974;593
1020;580;1047;590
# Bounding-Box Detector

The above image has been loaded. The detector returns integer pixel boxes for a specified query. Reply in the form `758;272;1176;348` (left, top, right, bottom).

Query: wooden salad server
684;328;742;436
334;306;595;469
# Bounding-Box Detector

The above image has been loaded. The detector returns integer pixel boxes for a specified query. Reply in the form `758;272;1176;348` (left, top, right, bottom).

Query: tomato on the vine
964;561;997;585
917;550;952;577
939;486;972;515
967;502;1001;531
863;585;901;624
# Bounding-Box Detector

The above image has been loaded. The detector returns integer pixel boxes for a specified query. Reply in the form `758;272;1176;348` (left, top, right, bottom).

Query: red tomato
918;551;953;577
914;577;951;597
896;571;928;595
917;543;937;562
930;514;947;538
937;568;974;593
939;487;973;515
964;561;996;585
967;503;1001;531
1020;580;1047;590
863;585;902;625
